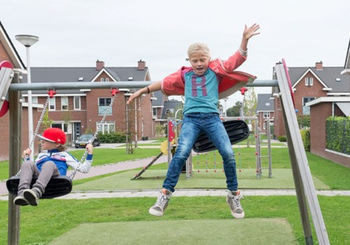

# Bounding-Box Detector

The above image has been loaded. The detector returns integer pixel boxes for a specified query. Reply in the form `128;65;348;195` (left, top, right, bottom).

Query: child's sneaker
149;189;172;216
13;194;28;206
226;190;245;219
23;188;40;206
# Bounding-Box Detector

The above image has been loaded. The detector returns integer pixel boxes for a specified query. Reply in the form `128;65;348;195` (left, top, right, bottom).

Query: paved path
0;155;168;195
1;189;350;201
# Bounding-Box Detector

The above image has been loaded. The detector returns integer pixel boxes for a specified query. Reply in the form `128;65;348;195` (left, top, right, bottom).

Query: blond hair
187;42;210;58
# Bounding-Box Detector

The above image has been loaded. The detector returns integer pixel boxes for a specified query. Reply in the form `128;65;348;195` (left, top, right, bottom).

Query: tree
226;101;242;117
243;88;257;117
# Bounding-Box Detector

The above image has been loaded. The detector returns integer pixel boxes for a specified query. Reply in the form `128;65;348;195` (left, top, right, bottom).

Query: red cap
38;128;66;144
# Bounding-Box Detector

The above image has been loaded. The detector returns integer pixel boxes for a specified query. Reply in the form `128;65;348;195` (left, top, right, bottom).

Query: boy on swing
14;127;94;206
127;24;260;218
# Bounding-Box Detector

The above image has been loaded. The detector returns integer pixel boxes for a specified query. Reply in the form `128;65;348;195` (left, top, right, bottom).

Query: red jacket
161;50;256;99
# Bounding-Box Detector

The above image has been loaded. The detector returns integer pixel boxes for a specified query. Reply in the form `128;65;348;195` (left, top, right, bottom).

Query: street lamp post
15;34;39;161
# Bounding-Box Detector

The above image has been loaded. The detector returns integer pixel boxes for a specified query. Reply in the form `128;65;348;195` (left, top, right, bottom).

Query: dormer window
305;77;313;87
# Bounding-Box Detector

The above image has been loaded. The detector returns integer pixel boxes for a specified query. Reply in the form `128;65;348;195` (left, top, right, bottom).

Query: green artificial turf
74;169;328;191
49;218;297;245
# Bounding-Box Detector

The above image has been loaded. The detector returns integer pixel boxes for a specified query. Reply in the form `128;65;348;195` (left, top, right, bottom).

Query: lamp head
15;34;39;47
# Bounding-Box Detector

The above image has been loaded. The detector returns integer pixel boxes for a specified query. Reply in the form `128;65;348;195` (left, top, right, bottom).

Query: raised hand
243;23;260;40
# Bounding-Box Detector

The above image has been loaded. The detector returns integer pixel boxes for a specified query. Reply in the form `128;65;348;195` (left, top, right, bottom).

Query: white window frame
61;97;68;111
49;97;56;111
98;97;112;115
74;96;81;110
263;112;270;118
51;122;69;133
96;121;115;134
305;77;313;87
302;97;315;115
32;96;38;104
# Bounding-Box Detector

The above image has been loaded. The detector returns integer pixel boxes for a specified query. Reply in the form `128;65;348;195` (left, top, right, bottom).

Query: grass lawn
1;196;350;244
2;145;350;244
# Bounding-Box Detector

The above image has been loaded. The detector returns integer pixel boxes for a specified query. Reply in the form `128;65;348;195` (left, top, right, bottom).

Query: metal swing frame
5;61;330;245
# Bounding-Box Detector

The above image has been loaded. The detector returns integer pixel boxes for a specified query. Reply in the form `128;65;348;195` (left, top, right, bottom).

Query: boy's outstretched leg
226;190;245;219
149;189;172;216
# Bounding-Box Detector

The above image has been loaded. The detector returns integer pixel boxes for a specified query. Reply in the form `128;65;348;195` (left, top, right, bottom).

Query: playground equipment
0;60;13;117
3;59;330;245
6;87;120;198
223;116;272;178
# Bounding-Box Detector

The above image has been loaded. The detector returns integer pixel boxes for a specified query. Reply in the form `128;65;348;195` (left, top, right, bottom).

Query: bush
300;128;310;151
278;135;287;142
326;117;350;154
98;132;126;143
297;115;310;128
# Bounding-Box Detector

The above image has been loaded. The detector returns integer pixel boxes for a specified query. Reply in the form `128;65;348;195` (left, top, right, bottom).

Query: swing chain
28;90;56;156
70;88;119;179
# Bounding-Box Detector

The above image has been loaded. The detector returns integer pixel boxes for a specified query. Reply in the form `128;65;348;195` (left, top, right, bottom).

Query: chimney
137;59;146;70
315;61;323;70
96;60;104;71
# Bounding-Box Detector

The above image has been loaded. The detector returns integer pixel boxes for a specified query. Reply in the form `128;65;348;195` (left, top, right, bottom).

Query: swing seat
193;120;249;153
6;175;72;199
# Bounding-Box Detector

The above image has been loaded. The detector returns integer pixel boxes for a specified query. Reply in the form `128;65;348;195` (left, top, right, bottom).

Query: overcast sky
1;0;349;109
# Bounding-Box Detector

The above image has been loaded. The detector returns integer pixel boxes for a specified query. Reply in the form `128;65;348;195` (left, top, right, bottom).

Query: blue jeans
163;113;238;192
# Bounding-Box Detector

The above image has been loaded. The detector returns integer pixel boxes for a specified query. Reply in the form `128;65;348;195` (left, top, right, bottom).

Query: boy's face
189;52;210;76
40;140;60;150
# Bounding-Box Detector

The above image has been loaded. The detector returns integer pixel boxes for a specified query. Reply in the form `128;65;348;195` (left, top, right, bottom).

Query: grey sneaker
149;189;172;216
13;194;29;206
226;190;245;219
23;188;40;206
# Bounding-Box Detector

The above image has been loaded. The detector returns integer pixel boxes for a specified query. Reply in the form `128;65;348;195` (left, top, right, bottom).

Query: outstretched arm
240;23;260;54
127;81;162;104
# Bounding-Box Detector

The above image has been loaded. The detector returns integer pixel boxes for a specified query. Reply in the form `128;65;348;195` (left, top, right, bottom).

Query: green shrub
297;115;310;128
278;135;287;142
326;117;350;154
98;131;126;143
300;128;310;151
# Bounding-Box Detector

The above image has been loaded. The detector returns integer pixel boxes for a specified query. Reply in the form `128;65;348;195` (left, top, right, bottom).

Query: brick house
305;40;350;167
0;22;164;160
256;93;274;132
273;61;350;138
20;59;154;145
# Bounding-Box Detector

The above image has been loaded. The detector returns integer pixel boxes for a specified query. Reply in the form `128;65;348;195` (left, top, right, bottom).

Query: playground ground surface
2;142;350;244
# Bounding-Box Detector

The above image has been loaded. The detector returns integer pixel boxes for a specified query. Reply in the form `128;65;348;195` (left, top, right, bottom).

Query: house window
263;112;270;118
105;77;109;82
74;96;81;110
305;77;313;87
61;97;68;111
32;97;38;104
51;122;68;133
96;121;115;134
98;98;112;115
49;97;56;111
302;97;315;115
153;108;157;118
